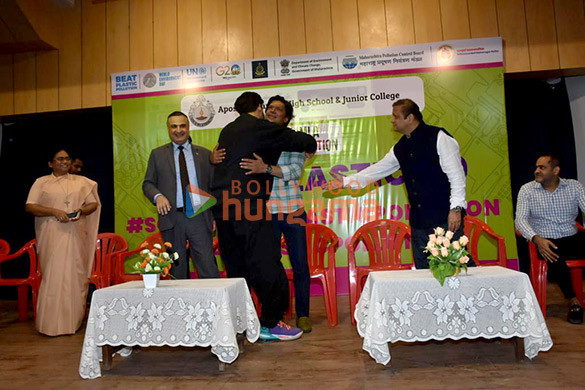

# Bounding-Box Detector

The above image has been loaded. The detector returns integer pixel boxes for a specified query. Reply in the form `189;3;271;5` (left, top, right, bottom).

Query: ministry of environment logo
342;56;358;69
188;95;216;127
184;185;216;218
142;73;157;88
280;59;290;75
252;60;268;78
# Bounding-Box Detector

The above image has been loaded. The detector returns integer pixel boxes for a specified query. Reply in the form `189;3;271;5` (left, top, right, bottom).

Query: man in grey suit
142;111;219;279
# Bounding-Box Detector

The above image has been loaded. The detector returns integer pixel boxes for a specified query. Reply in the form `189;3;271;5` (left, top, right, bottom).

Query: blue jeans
271;211;310;318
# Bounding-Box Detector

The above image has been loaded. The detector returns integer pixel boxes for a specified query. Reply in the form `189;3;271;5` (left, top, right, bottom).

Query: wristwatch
266;164;272;174
451;206;464;213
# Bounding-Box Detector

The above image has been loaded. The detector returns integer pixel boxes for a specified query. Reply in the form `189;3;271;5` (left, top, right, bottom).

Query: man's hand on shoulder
156;195;172;215
240;153;267;175
533;235;559;262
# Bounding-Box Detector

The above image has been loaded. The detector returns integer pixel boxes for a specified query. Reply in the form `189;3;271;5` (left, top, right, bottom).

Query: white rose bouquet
424;227;470;286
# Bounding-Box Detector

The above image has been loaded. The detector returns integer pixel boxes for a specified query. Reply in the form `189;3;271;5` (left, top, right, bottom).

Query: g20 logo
215;64;241;77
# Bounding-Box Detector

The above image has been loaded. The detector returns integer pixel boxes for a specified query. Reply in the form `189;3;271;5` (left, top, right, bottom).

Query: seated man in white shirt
329;98;469;269
515;154;585;324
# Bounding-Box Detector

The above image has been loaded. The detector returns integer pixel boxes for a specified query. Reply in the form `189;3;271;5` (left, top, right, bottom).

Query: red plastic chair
0;239;41;321
0;239;10;255
348;219;412;324
518;223;585;317
283;224;341;326
112;232;163;285
89;233;128;289
463;216;508;267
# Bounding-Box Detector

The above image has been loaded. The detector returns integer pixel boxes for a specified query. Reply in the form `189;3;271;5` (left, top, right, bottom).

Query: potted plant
133;242;177;288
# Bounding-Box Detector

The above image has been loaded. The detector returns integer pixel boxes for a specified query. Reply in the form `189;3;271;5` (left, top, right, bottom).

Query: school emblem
188;96;215;127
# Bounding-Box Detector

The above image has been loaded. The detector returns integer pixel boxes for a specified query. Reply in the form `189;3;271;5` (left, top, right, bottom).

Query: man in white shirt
329;98;468;269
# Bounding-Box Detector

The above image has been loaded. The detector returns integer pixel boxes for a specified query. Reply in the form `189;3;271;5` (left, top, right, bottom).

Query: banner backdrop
112;37;517;286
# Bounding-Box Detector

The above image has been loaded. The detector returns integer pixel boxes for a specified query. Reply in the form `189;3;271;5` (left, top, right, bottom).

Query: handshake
323;171;345;191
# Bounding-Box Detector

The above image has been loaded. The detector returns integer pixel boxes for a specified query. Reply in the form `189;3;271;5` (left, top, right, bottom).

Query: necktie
178;145;190;210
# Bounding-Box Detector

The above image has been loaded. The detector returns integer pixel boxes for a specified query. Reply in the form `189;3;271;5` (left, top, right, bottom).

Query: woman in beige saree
25;149;101;336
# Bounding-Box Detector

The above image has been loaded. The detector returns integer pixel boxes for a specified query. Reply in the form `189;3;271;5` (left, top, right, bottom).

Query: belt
176;207;184;212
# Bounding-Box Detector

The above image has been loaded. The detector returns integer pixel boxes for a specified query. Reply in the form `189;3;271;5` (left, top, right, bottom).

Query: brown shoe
568;304;583;324
297;316;312;333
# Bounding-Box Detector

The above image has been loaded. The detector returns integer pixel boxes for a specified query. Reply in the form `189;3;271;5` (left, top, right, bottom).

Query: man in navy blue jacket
330;98;468;269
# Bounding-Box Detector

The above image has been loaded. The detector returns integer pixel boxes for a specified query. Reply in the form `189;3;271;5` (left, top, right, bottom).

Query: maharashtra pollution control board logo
188;96;215;127
342;56;358;69
142;73;157;88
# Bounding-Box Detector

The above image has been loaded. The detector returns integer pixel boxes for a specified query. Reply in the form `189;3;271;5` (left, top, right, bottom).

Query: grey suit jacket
142;142;213;232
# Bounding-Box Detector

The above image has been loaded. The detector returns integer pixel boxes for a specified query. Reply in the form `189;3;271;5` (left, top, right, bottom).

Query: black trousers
545;232;585;300
216;218;289;328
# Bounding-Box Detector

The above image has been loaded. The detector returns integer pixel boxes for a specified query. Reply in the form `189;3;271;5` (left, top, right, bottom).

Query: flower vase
142;273;160;289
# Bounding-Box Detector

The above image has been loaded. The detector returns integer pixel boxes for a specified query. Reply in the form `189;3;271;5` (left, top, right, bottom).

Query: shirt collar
536;177;568;191
172;141;190;151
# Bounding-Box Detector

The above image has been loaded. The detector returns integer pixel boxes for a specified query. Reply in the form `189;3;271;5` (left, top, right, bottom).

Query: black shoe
567;304;583;324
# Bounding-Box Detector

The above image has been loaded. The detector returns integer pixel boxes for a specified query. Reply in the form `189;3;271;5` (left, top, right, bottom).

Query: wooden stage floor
0;283;583;390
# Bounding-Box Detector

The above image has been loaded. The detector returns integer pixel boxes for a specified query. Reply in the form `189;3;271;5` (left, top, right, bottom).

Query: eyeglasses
54;157;71;162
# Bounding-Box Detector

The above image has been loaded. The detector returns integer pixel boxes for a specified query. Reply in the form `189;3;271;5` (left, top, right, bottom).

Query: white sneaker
113;347;133;357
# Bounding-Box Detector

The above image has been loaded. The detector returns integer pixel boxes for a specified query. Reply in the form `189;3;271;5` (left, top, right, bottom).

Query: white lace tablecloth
79;278;260;379
355;266;553;365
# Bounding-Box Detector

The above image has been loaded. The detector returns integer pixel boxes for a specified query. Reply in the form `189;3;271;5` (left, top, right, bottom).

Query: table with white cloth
79;278;260;379
354;266;553;365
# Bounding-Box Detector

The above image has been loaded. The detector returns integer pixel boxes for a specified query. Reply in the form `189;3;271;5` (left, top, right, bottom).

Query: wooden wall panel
106;0;130;105
202;0;227;63
178;0;203;66
304;0;333;53
4;0;585;115
358;0;388;48
13;53;36;114
440;0;471;40
35;50;58;112
385;0;415;46
251;0;279;58
412;0;443;43
278;0;306;56
154;0;178;68
496;0;530;72
82;0;107;108
227;0;253;61
554;0;585;69
525;0;559;71
16;0;59;48
331;0;360;51
0;55;14;116
58;1;82;110
130;0;154;71
468;0;499;38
